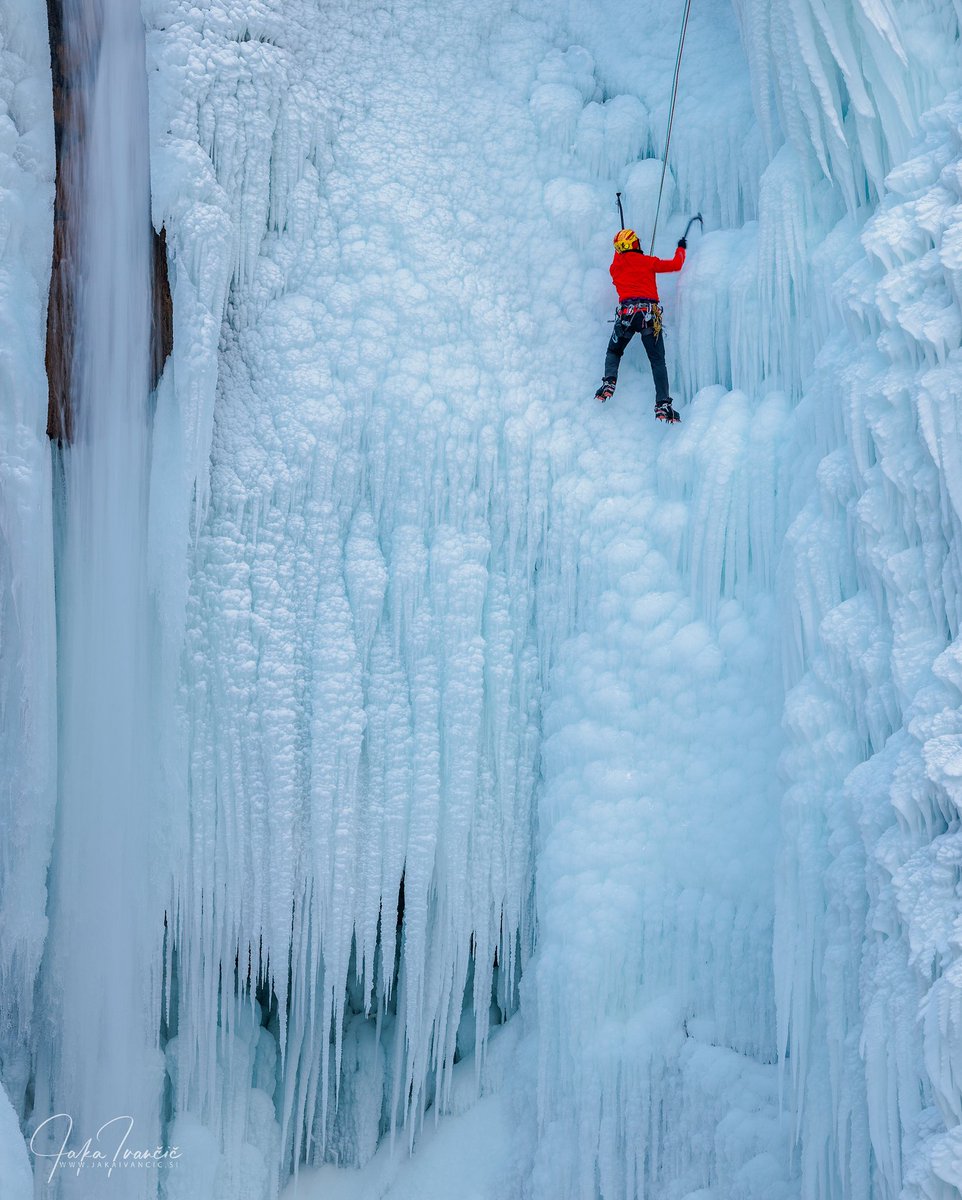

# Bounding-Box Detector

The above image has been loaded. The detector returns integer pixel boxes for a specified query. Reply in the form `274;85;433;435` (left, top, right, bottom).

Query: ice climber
594;228;687;422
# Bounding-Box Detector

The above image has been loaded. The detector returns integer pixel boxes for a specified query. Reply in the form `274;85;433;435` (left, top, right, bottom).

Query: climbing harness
616;299;663;337
649;0;694;254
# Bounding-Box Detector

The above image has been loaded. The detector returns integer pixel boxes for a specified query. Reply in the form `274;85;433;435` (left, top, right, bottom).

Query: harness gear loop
649;0;694;255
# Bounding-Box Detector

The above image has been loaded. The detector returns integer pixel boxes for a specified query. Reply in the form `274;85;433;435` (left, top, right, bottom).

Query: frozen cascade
1;0;962;1197
27;1;165;1198
774;92;962;1200
146;2;565;1192
0;0;56;1144
143;0;799;1193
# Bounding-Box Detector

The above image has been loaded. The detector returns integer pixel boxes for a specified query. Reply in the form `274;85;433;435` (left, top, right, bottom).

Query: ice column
31;1;165;1196
0;0;57;1131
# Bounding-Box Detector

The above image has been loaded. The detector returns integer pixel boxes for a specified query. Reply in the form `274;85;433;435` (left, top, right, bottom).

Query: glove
677;236;687;249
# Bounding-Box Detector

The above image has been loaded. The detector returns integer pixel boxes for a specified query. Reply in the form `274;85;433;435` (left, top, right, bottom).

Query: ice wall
522;1;962;1197
774;89;962;1200
27;3;167;1198
111;0;962;1195
519;4;795;1198
0;0;56;1126
529;385;797;1200
141;0;802;1193
144;2;574;1191
2;0;962;1196
682;2;962;1198
0;1081;31;1200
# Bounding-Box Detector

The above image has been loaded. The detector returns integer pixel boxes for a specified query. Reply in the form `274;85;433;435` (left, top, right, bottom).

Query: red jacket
610;246;685;301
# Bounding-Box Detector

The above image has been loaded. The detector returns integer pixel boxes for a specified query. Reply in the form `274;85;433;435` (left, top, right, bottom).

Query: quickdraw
617;300;663;337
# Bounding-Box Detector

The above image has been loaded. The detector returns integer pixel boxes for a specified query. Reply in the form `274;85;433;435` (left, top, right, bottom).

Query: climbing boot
595;377;616;403
655;398;681;423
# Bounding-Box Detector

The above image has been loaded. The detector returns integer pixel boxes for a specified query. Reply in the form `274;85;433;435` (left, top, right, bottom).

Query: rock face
44;0;171;443
151;225;173;388
44;0;74;442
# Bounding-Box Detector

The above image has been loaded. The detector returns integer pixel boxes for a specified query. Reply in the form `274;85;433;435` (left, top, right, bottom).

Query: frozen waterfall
26;1;164;1198
0;0;961;1198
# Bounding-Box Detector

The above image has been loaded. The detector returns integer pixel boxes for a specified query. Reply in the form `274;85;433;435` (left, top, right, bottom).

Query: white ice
1;0;962;1198
0;0;57;1134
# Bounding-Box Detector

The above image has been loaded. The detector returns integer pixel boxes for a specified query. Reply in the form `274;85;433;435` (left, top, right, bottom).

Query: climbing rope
649;0;694;254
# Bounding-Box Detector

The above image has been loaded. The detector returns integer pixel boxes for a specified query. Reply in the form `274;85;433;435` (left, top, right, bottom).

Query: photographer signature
30;1114;182;1183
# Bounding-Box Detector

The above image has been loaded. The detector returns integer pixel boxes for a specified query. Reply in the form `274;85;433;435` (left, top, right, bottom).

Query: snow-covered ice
1;0;962;1197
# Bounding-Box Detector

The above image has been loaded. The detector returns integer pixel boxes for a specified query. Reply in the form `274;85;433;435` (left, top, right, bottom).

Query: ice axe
682;213;703;240
616;192;625;228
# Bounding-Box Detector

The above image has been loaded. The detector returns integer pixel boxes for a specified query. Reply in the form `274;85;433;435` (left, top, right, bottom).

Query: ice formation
0;0;962;1198
0;0;56;1123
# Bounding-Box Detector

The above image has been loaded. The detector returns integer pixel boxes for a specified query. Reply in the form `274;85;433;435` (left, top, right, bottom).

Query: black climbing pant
604;311;670;403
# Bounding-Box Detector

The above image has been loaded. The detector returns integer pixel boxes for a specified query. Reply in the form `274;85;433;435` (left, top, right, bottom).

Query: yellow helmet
614;228;640;252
